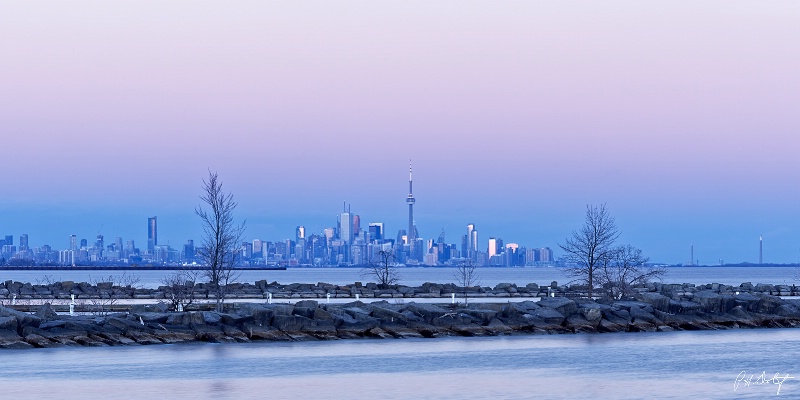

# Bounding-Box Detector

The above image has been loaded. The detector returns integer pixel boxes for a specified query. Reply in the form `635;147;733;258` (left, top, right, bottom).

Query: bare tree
596;245;666;300
161;270;199;312
88;272;141;316
195;171;245;312
559;203;620;299
363;249;399;289
453;259;480;306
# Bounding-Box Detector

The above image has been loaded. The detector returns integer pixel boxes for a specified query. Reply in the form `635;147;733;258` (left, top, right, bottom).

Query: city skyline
0;164;557;267
2;2;799;264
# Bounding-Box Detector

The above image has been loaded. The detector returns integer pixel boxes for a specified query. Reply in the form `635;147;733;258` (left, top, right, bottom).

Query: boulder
271;315;312;332
483;318;513;335
35;303;59;319
773;304;800;318
532;308;565;325
752;295;784;314
691;291;723;313
450;323;488;337
462;309;499;325
201;311;222;325
0;316;17;332
636;293;671;312
537;297;577;317
24;333;57;348
580;307;603;322
404;303;449;323
242;323;291;341
629;306;661;325
0;306;42;329
381;323;425;339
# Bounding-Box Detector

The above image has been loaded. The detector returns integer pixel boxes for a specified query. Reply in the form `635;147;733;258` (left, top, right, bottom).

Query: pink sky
1;2;799;263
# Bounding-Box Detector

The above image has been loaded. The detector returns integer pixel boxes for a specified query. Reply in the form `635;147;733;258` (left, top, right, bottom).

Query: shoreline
2;284;800;349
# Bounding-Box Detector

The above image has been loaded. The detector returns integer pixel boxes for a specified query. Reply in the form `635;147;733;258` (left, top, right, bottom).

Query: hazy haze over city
1;1;799;264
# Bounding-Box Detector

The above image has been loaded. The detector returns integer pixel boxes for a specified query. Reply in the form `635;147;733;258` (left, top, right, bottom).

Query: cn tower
407;160;416;260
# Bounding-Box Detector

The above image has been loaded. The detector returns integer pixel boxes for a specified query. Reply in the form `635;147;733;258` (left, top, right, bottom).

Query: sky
1;1;799;264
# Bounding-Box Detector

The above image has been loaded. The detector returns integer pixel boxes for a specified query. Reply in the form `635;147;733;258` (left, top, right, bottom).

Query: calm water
2;329;799;399
2;266;798;289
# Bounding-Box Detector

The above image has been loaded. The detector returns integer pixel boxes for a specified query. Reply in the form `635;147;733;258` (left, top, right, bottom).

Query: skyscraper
368;222;384;242
70;234;77;251
19;234;29;252
406;161;417;260
352;216;360;238
467;224;478;260
488;237;498;259
148;216;157;253
339;211;353;244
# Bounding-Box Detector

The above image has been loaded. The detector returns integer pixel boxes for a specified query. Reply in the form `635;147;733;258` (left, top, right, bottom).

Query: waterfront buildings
1;166;554;267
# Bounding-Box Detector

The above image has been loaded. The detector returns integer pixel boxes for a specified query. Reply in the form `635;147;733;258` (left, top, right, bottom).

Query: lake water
2;329;799;399
2;266;798;289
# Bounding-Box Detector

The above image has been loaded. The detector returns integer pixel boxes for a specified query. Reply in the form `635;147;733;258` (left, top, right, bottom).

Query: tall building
339;211;353;244
467;224;478;260
183;239;195;261
296;226;306;241
252;239;263;258
406;161;417;260
352;215;360;238
488;237;498;259
19;234;29;252
147;216;158;253
70;235;78;251
368;223;384;242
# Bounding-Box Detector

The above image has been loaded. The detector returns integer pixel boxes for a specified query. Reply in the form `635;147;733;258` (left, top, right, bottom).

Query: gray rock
581;307;603;322
201;311;222;325
773;304;800;318
629;306;661;324
752;295;784;314
636;293;671;312
271;314;312;332
537;297;577;317
36;303;58;320
0;316;17;332
689;291;722;313
404;303;449;323
532;308;565;325
0;306;42;329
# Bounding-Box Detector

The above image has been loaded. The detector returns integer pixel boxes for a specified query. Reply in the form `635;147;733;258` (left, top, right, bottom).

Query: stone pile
1;291;799;349
2;279;798;301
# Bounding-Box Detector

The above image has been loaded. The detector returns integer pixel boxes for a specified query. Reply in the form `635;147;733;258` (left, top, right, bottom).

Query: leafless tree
88;272;141;316
560;203;620;299
363;249;399;289
453;259;481;306
160;270;199;312
596;245;666;300
195;171;245;312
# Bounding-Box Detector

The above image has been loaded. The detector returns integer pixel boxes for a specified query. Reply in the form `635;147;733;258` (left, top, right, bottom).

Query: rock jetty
2;279;798;302
2;290;800;349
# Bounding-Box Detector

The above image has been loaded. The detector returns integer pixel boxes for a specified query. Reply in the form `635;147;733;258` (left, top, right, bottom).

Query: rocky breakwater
3;279;799;303
2;291;800;349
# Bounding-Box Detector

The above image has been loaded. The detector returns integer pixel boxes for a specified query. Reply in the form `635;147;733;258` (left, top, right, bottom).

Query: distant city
0;163;554;268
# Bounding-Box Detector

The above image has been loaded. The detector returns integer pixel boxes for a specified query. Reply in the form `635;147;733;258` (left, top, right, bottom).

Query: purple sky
1;2;799;264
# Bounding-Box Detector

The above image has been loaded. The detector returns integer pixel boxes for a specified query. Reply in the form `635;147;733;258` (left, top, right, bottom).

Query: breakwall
2;279;799;302
2;290;800;349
